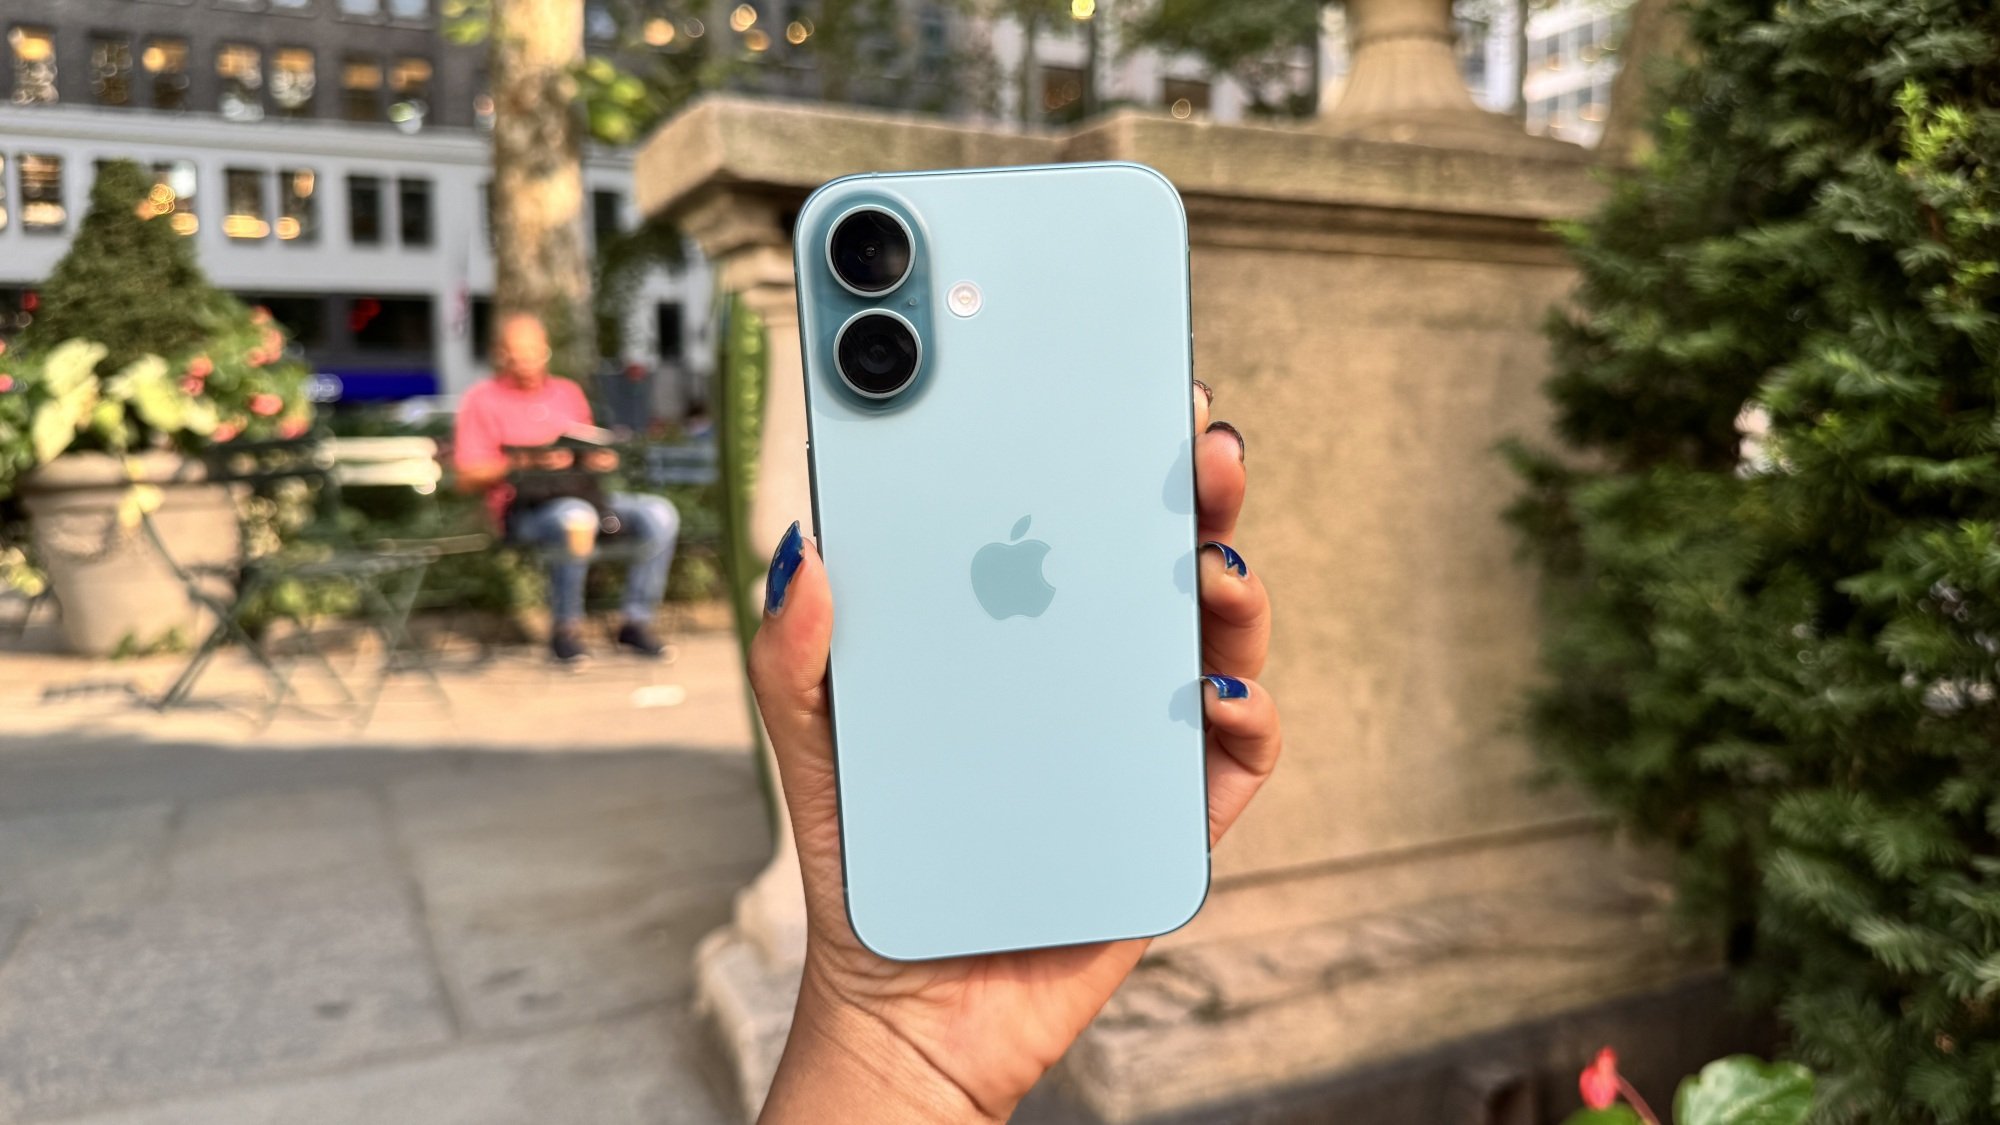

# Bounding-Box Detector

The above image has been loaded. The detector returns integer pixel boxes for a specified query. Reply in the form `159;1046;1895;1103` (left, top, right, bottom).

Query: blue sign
311;369;439;403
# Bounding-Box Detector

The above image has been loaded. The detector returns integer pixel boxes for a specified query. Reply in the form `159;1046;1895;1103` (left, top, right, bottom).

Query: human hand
748;382;1278;1123
582;448;620;473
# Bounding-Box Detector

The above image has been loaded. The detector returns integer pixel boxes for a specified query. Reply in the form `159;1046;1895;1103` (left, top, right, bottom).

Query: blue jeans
510;493;679;628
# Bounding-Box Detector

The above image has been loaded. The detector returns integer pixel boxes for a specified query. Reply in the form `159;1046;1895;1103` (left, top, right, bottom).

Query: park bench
506;435;720;659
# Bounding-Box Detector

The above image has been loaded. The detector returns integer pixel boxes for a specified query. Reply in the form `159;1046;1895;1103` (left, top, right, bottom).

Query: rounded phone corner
1142;857;1213;940
842;894;931;964
1093;161;1188;231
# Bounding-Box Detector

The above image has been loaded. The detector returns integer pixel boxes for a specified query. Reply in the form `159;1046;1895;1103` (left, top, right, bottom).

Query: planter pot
21;451;242;656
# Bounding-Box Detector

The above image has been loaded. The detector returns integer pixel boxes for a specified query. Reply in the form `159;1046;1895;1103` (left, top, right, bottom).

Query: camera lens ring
833;309;923;400
825;205;915;297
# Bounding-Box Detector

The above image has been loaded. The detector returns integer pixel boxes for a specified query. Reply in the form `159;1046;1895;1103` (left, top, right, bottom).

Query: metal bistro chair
147;433;472;724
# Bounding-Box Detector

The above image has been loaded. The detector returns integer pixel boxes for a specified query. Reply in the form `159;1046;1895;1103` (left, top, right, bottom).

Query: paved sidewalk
0;625;767;1125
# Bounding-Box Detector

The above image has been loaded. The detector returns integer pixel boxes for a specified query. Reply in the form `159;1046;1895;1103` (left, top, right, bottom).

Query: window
656;302;684;364
470;297;493;361
586;2;617;41
387;0;430;22
339;0;383;16
1161;77;1209;120
91;35;133;107
592;190;622;247
278;168;317;242
398;178;432;247
20;154;65;232
1581;81;1609;123
1041;65;1086;123
9;27;58;106
348;175;383;244
273;48;315;115
218;44;265;122
271;0;315;11
143;38;190;110
389;57;431;130
224;169;269;239
349;297;432;351
245;296;326;348
151;160;198;236
342;55;382;122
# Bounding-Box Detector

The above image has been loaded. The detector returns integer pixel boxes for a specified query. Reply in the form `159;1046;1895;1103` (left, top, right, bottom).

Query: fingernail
1193;379;1213;404
1207;420;1244;462
1203;674;1250;701
1202;541;1248;578
765;521;804;615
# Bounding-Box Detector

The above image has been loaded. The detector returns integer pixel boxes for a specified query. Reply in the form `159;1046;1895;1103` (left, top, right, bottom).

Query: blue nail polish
1202;541;1248;578
766;521;804;615
1203;674;1249;700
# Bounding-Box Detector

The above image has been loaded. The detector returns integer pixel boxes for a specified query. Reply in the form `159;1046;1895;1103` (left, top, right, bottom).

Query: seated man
454;312;679;663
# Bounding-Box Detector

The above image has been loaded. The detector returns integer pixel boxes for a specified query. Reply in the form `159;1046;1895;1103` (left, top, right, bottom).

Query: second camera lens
828;208;913;294
835;312;921;398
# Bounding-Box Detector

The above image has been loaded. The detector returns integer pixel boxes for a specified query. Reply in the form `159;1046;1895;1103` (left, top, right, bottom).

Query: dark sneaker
550;629;589;665
615;621;667;659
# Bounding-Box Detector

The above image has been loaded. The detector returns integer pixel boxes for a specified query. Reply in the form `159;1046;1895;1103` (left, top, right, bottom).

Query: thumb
745;522;849;920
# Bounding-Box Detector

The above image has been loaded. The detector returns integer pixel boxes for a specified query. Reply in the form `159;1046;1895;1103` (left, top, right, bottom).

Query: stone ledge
636;98;1606;236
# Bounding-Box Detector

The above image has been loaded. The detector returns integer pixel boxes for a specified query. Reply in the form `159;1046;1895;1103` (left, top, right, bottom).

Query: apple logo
971;515;1056;620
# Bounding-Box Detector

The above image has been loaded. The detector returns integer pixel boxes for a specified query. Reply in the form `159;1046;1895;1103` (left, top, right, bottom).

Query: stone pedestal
637;95;1742;1122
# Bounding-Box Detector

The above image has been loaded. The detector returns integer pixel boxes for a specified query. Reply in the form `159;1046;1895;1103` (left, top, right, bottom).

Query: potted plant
0;159;311;655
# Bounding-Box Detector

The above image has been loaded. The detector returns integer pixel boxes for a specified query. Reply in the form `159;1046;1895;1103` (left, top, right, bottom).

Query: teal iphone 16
793;162;1207;961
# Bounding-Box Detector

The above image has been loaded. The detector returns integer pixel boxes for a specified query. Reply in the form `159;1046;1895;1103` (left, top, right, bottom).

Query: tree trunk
489;0;596;383
1511;0;1529;120
1082;11;1100;120
1017;10;1040;124
1597;0;1685;164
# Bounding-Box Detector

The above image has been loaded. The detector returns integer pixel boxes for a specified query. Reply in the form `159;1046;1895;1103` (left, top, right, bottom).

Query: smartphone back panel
794;162;1207;960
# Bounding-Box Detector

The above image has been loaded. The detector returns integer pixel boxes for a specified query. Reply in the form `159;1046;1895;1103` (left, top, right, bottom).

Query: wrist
760;965;1006;1125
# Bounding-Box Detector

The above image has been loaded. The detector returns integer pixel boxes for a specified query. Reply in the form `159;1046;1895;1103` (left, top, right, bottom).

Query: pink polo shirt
453;375;594;527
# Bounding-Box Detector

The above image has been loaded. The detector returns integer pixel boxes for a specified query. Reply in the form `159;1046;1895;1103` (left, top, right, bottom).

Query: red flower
185;354;213;379
249;393;283;416
180;376;205;396
212;420;243;443
278;417;308;439
251;306;273;325
0;374;13;393
261;327;284;354
1580;1048;1620;1111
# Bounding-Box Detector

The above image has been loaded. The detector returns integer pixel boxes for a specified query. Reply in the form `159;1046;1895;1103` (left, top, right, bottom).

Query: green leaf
1674;1056;1814;1125
1562;1110;1644;1125
111;355;187;433
31;402;79;464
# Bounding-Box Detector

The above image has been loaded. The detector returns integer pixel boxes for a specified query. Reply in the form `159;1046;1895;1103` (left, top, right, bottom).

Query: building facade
0;0;712;409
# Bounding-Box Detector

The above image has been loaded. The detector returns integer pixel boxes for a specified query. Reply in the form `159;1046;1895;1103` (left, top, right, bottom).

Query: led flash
947;281;983;318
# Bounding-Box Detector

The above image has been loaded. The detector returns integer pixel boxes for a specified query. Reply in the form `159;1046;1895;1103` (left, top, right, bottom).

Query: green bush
1508;0;2000;1121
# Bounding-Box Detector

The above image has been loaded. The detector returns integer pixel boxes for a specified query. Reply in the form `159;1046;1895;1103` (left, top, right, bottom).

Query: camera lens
835;311;922;398
827;208;913;295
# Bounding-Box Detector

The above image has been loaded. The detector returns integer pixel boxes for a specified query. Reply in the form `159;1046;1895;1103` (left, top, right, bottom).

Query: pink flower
212;421;243;443
180;376;205;396
261;327;284;354
1580;1048;1620;1111
278;417;308;439
251;306;273;325
0;374;13;393
185;355;213;379
249;393;283;416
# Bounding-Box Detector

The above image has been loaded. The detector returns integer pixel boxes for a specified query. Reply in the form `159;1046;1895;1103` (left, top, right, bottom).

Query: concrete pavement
0;622;767;1125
